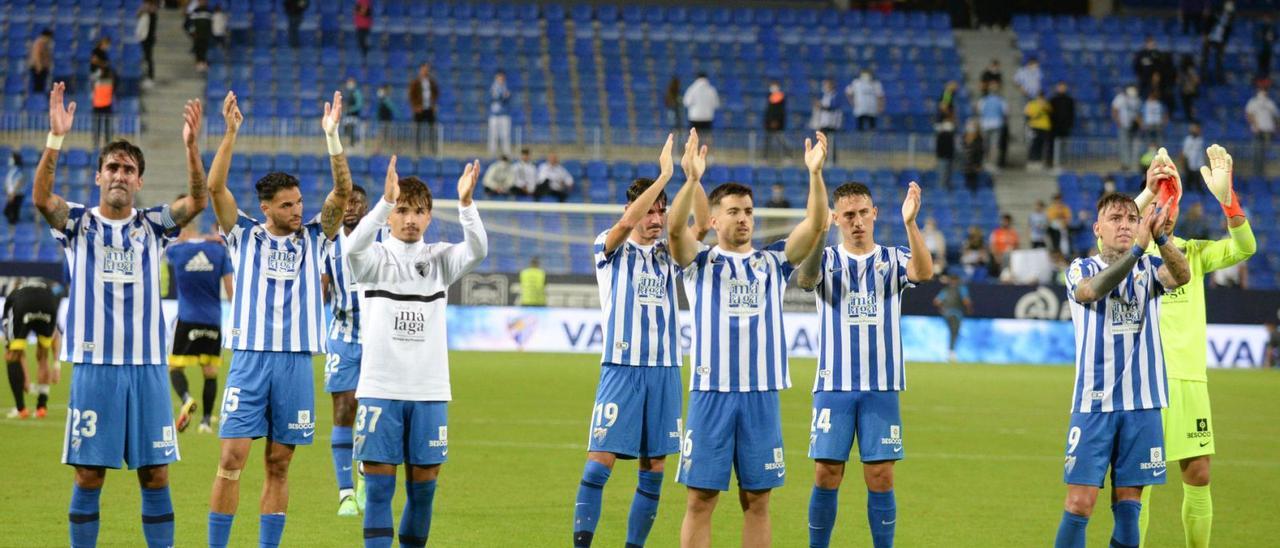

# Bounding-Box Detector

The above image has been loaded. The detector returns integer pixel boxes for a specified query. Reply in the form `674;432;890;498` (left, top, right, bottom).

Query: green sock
1181;483;1212;548
1138;486;1152;547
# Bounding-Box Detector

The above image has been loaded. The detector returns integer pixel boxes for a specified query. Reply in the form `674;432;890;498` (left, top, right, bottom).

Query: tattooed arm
320;90;351;239
33;82;74;230
170;99;208;227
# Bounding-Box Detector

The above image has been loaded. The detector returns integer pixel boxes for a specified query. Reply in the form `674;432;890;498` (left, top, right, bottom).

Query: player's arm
1074;206;1168;303
603;134;674;254
783;132;831;264
170;99;208;227
1149;206;1190;290
321;91;353;239
439;160;489;285
222;273;234;301
794;224;828;290
208;91;242;233
692;176;711;241
1135;147;1179;213
320;274;332;305
668;129;708;267
1197;144;1257;270
346;156;397;271
33;82;75;229
901;181;933;282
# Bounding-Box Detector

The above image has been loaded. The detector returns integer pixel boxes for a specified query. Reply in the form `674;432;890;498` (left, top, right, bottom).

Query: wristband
1220;190;1245;218
325;131;343;156
1134;187;1156;211
46;133;64;151
1154;234;1168;246
1130;245;1145;259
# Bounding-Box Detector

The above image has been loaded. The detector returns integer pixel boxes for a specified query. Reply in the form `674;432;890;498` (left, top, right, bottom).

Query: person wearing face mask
374;84;398;154
845;70;885;132
342;77;365;150
1245;88;1278;177
1112;85;1143;171
763;80;789;162
815;79;844;164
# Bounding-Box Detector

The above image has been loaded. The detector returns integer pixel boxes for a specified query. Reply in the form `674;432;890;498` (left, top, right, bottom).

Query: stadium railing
1052;136;1277;174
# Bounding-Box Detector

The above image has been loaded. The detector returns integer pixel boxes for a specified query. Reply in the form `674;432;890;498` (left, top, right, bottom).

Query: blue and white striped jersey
1065;254;1169;413
593;231;682;367
683;241;794;392
52;203;179;365
811;245;915;392
223;211;329;354
324;230;370;344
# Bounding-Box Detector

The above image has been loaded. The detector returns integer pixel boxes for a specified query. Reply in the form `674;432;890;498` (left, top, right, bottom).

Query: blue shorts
677;390;785;492
808;391;904;463
62;364;179;469
1063;409;1167;488
586;364;683;459
324;338;362;393
220;350;316;445
354;398;448;466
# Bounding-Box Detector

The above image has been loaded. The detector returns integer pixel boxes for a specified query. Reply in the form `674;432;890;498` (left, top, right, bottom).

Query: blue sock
259;513;286;547
1111;500;1141;548
572;460;612;547
140;486;174;548
808;486;840;548
363;474;396;548
867;489;896;548
399;479;436;547
208;512;234;548
624;470;664;547
68;485;101;548
1054;510;1089;548
332;426;355;491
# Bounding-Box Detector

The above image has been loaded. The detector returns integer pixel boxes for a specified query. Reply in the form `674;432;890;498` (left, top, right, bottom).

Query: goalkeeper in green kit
1135;144;1255;548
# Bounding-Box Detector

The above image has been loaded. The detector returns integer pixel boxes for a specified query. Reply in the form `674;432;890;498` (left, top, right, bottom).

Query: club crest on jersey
727;279;763;316
844;291;880;325
265;249;300;280
101;246;139;283
1109;299;1142;334
634;272;667;306
749;255;766;271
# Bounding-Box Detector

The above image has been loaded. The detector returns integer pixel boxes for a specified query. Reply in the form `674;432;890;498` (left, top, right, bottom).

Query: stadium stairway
992;169;1057;243
138;10;208;205
955;28;1028;168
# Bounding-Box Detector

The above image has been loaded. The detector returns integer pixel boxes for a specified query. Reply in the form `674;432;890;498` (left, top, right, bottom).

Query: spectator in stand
938;80;959;119
1050;249;1070;285
1264;322;1279;368
512;148;538;196
1179;203;1212;240
134;2;158;89
1141;90;1168;142
90;52;115;151
1246;87;1278;177
1134;36;1164;98
683;72;720;138
922;217;947;274
1257;13;1276;79
488;70;512;157
1046;193;1072;253
1180;122;1207;187
989;214;1019;269
1068;209;1094;256
1028;201;1049;249
664;76;682;131
4;153;24;225
354;0;372;58
283;0;308;49
534;152;574;202
520;257;547;306
933;274;972;363
763;80;788;162
1101;174;1118;194
27;29;53;94
764;183;791;208
845;69;885;131
90;36;111;73
409;63;440;155
211;6;228;49
187;0;212;72
978;84;1006;170
1048;82;1075;168
1203;1;1235;84
1181;0;1208;35
1112;85;1142;170
935;109;957;189
1024;90;1052;168
1013;57;1042;100
960;226;992;280
1178;55;1201;122
483;155;515;196
962;119;984;194
980;59;1003;89
814;79;844;163
373;84;397;153
342;76;365;148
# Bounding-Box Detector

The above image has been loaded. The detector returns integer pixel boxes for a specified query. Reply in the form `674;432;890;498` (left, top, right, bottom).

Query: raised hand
1150;203;1172;242
1199;144;1234;205
658;133;674;179
48;82;76;137
680;128;708;182
804;131;827;174
221;91;243;134
458;159;480;206
182;99;203;148
383;155;400;204
1144;147;1180;193
901;181;922;225
322;90;343;136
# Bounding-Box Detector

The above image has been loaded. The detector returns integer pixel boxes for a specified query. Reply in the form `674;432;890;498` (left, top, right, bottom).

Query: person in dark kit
3;278;61;419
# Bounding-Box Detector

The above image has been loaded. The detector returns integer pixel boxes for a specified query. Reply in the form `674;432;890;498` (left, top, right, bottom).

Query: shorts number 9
1066;426;1082;454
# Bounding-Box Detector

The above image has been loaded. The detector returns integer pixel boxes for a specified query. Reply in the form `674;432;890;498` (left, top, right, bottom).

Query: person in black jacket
283;0;309;49
1047;82;1075;168
763;80;788;162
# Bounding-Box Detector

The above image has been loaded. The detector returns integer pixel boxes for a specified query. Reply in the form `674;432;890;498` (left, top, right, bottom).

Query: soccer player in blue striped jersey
669;130;830;548
166;210;234;434
795;181;934;548
320;183;370;517
204;90;353;548
1054;192;1190;548
35;83;208;548
572;133;710;548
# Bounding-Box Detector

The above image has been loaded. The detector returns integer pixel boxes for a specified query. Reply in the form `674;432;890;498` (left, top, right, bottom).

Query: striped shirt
324;230;370;344
811;245;915;392
52;203;178;365
1065;255;1169;413
593;231;682;367
223;211;329;354
683;241;794;392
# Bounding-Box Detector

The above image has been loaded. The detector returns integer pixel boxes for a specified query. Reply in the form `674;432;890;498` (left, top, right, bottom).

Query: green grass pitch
2;351;1279;547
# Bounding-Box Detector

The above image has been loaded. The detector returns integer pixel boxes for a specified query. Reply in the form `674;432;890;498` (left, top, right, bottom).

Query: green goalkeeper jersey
1146;220;1256;382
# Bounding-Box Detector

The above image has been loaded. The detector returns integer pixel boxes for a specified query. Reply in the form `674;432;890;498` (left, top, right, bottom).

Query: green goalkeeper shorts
1162;379;1215;462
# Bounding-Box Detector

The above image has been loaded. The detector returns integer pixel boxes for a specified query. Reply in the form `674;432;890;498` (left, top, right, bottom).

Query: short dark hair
350;184;367;199
97;140;145;176
832;182;872;202
708;182;752;207
255;172;300;202
397;176;432;211
625;178;667;206
1095;192;1136;215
